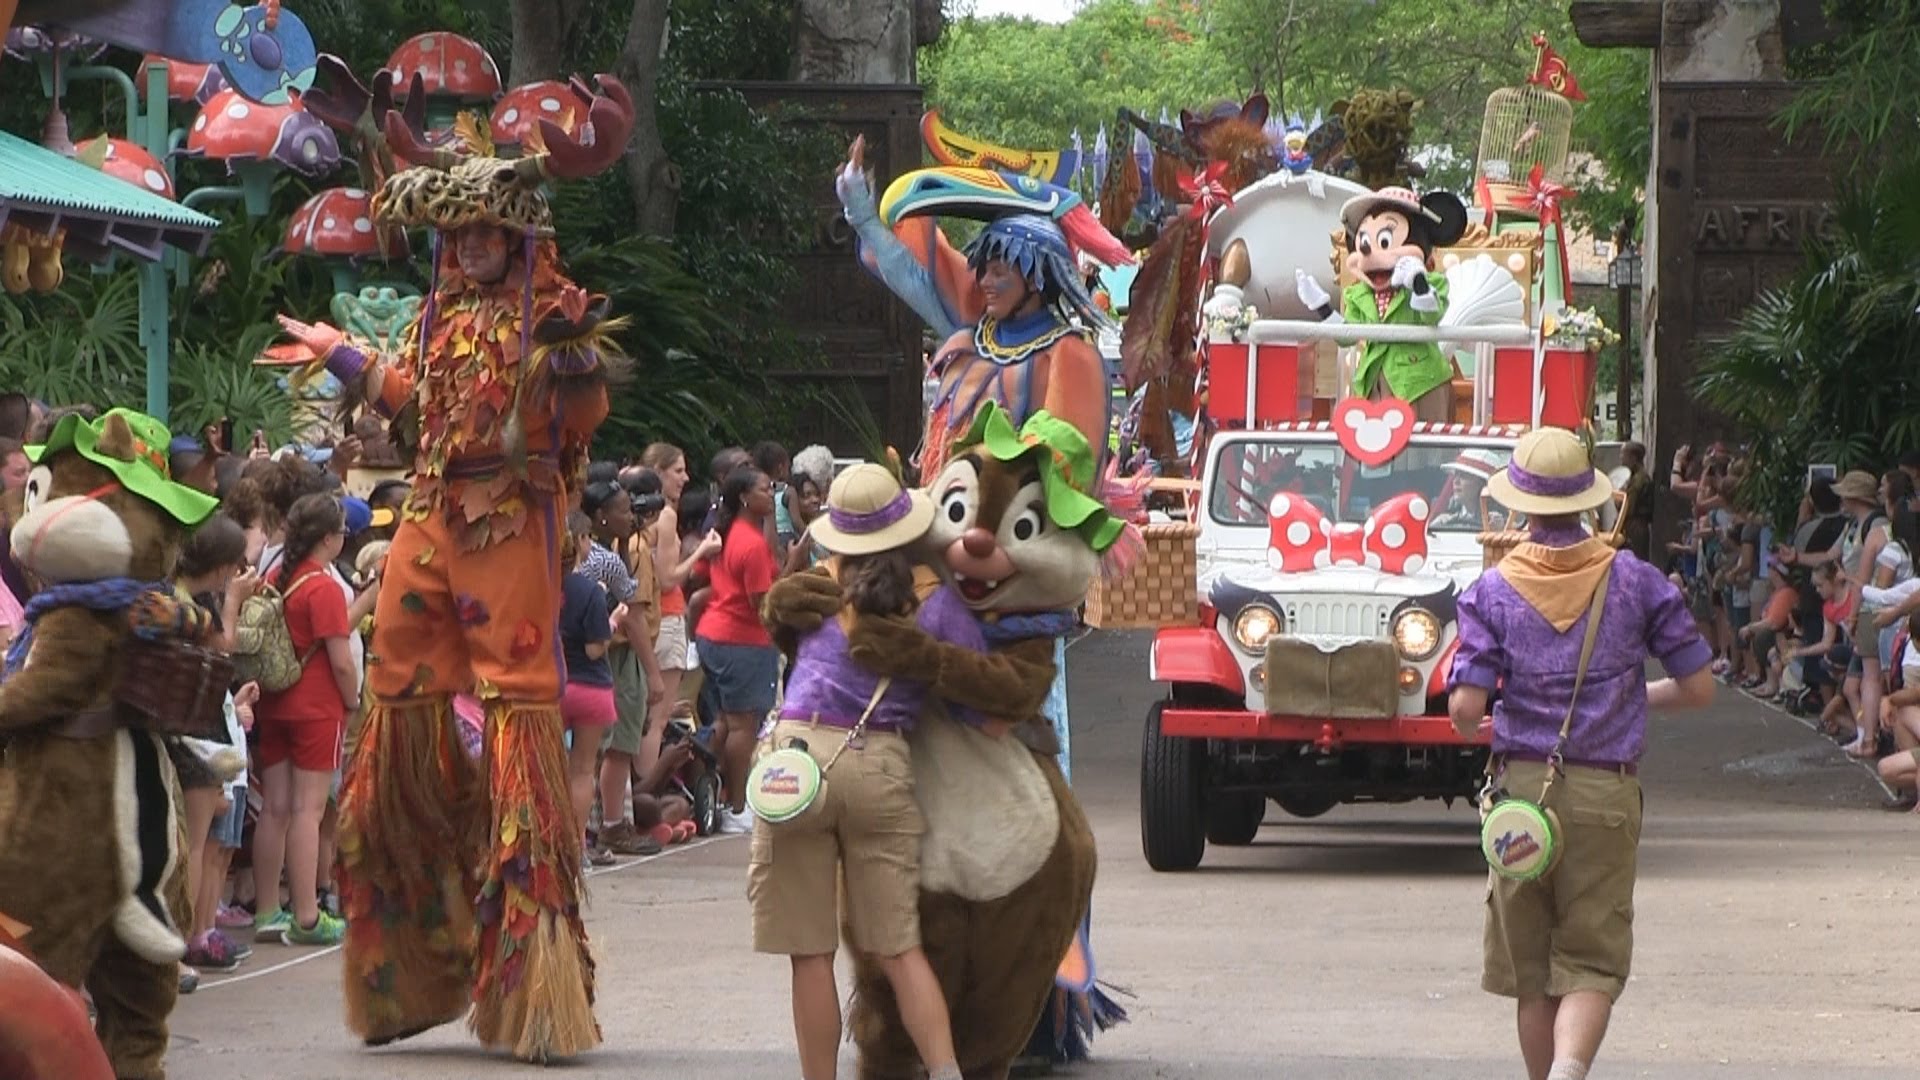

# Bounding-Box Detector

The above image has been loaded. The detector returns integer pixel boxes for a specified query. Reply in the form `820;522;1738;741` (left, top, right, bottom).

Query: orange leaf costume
315;75;636;1064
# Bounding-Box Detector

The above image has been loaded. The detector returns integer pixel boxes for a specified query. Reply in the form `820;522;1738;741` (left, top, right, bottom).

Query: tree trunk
617;0;680;237
792;0;915;83
508;0;590;85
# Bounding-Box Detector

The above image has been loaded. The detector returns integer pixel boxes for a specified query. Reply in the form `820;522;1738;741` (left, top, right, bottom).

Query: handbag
1479;560;1614;882
746;677;891;824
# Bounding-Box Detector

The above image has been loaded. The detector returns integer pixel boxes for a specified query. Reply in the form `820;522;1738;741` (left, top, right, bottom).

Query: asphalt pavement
168;629;1920;1078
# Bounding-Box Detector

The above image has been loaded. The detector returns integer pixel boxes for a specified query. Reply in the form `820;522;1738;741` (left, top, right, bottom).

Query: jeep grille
1282;597;1395;639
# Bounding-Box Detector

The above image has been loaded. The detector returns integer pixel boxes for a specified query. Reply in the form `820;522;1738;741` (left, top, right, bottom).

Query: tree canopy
922;0;1649;236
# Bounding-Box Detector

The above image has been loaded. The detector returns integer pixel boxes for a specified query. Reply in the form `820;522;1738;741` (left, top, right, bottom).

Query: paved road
171;630;1919;1078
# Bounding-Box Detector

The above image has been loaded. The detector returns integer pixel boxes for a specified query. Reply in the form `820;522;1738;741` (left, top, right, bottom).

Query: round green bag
746;746;823;824
1480;799;1559;882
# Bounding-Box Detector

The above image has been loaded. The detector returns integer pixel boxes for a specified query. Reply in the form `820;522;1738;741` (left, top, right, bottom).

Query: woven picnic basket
115;637;235;740
1085;522;1200;629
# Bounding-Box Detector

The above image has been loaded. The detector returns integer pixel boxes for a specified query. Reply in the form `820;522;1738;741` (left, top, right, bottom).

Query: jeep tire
1205;791;1265;845
1141;700;1206;871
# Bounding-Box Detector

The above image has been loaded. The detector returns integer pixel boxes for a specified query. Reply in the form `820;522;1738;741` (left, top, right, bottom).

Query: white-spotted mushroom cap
283;188;408;261
96;138;177;200
385;32;501;103
490;81;585;149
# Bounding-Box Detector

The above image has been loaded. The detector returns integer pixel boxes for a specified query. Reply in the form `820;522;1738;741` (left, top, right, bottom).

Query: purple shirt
1449;524;1711;764
779;585;986;731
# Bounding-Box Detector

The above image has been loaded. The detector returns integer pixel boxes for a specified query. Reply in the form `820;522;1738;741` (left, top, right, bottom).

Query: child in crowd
558;512;620;866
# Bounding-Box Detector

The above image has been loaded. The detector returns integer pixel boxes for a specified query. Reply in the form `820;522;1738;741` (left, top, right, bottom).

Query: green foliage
923;0;1648;235
1780;0;1920;173
1692;159;1920;528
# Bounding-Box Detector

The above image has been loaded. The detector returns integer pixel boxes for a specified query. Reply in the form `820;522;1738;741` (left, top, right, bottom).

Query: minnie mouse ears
1340;187;1469;248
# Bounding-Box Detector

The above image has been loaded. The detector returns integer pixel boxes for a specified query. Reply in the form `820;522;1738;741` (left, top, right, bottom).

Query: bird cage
1474;85;1573;211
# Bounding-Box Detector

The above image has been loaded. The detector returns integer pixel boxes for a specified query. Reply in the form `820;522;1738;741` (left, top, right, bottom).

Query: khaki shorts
1483;760;1643;1003
655;613;693;672
748;720;924;958
600;646;648;756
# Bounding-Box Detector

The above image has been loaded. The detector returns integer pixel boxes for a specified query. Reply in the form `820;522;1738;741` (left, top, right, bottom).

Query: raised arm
837;137;981;339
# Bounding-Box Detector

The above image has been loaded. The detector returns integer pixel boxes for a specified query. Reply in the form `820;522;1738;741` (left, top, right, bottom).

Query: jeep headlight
1233;605;1283;652
1392;608;1442;661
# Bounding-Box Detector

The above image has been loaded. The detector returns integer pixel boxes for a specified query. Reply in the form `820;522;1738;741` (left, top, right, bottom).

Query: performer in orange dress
278;77;634;1063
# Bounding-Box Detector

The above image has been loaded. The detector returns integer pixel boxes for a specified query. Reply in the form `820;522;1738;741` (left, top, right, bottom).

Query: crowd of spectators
1662;441;1920;806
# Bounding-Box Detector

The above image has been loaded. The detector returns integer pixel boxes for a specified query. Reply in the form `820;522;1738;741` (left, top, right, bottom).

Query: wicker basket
115;638;235;739
1479;530;1527;569
1085;522;1200;629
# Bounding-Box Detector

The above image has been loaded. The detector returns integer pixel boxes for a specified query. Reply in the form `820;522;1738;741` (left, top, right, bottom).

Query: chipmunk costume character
768;404;1136;1078
281;77;635;1062
0;409;220;1080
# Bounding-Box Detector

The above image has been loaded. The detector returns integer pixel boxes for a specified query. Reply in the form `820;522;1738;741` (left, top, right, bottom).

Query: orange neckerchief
1498;538;1619;633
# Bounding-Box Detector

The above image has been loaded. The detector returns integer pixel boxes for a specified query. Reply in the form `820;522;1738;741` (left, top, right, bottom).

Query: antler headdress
371;75;635;235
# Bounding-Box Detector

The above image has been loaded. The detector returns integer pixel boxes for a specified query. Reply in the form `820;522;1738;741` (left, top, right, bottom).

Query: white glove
1295;268;1332;311
1390;255;1427;292
1306;172;1326;199
835;161;878;227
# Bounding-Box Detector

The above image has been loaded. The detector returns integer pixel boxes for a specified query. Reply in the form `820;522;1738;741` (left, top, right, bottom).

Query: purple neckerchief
980;609;1078;645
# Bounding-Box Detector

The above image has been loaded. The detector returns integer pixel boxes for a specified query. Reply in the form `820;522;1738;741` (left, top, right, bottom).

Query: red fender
1150;625;1245;697
0;943;113;1080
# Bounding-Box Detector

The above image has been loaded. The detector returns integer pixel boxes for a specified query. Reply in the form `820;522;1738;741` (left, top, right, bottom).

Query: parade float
1102;37;1626;871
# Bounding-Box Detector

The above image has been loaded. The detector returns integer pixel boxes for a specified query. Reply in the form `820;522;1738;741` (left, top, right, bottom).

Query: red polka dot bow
1266;491;1432;575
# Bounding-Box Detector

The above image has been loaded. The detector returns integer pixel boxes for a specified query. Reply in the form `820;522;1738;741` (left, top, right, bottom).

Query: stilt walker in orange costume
276;76;636;1063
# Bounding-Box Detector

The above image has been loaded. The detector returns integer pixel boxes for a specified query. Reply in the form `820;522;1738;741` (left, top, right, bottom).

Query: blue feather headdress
964;214;1114;331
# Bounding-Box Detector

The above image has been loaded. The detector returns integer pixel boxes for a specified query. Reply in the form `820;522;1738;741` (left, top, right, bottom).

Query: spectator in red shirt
694;466;780;834
251;494;360;947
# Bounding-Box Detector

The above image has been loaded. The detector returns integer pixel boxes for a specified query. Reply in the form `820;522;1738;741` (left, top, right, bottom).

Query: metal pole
141;61;169;419
1615;273;1632;440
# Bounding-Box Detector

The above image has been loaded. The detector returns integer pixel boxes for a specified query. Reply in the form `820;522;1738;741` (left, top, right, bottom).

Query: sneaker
178;965;199;995
216;902;254;931
318;887;341;919
285;910;346;946
600;820;663;857
586;843;617;867
185;929;244;972
254;908;293;943
717;807;755;835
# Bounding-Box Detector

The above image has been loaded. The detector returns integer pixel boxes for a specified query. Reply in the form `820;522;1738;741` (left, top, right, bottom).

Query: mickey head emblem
1332;397;1416;467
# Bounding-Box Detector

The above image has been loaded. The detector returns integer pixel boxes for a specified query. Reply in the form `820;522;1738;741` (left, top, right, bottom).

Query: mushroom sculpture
385;31;500;128
136;53;226;107
185;86;338;212
490;80;586;151
85;136;177;199
282;186;407;292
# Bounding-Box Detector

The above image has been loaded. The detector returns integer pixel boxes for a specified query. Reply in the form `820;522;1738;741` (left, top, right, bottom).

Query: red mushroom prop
490;81;585;150
136;53;225;107
385;31;501;104
284;187;407;262
90;137;176;199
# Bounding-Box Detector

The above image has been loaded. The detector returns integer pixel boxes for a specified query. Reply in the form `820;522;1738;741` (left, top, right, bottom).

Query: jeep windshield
1207;437;1519;533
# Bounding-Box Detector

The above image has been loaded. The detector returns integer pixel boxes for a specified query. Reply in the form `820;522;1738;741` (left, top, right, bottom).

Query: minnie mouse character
1295;186;1468;422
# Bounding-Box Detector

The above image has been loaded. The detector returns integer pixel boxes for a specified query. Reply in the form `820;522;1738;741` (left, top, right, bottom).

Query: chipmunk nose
961;527;997;559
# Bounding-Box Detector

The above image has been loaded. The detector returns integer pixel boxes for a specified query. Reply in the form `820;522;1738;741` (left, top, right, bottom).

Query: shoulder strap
1553;559;1615;751
821;676;894;774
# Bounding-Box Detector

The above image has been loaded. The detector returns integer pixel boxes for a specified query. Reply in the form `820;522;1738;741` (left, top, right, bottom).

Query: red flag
1528;32;1587;102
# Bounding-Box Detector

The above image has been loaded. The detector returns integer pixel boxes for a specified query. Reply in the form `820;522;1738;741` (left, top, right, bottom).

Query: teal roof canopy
0;128;217;262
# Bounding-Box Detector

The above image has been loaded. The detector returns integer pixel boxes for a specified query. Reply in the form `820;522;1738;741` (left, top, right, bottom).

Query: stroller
660;701;724;836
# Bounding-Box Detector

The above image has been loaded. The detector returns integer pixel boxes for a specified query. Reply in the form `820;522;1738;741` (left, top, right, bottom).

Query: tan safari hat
808;463;935;556
1486;428;1613;516
1833;470;1879;503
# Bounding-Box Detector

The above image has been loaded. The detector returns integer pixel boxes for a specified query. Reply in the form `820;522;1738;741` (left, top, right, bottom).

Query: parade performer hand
1295;268;1331;311
1389;254;1427;292
836;134;879;226
276;314;351;385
